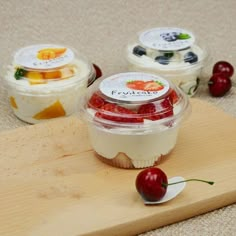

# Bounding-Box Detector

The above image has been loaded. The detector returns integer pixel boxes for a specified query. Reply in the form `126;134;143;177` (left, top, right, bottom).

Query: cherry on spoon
135;167;214;204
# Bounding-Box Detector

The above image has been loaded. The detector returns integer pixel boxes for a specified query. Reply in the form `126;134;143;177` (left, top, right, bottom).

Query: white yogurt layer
87;122;179;168
86;102;183;168
5;59;92;124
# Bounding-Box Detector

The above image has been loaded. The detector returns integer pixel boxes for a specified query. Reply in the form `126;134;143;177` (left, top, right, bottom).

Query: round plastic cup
4;44;95;124
126;27;209;96
81;72;191;169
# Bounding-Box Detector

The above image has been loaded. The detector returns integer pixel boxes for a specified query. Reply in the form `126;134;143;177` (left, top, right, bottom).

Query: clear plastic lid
83;72;190;130
127;27;209;71
4;44;95;93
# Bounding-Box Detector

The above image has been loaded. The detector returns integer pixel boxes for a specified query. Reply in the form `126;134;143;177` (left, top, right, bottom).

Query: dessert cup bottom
88;124;179;169
96;151;173;169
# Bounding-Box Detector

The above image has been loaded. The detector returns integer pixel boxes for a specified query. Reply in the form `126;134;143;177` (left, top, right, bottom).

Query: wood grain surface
0;98;235;236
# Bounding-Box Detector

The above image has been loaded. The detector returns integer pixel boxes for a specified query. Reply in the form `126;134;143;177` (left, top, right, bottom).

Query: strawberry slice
88;92;106;108
160;97;174;118
126;80;145;90
137;103;161;121
143;81;164;91
95;103;143;123
99;103;116;112
138;97;173;121
169;89;179;104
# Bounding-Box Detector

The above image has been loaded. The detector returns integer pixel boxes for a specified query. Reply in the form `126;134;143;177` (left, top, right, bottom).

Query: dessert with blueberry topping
126;27;209;96
82;72;190;169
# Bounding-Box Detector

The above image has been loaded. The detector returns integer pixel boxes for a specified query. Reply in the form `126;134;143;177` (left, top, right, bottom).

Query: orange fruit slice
37;48;67;60
43;71;61;79
33;100;66;120
10;96;18;109
43;66;74;80
26;71;46;85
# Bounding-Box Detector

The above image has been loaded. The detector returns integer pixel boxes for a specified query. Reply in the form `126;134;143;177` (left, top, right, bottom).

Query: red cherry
135;168;168;202
93;64;102;79
208;73;232;97
135;167;214;203
213;61;234;78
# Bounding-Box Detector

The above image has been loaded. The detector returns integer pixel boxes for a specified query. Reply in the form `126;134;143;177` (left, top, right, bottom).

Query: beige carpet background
0;0;235;235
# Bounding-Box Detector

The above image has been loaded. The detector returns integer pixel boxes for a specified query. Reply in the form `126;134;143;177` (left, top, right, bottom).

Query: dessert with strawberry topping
4;44;95;124
82;72;190;168
126;27;209;96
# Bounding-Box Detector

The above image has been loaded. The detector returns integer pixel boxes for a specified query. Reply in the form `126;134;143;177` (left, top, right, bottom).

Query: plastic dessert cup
126;27;209;96
82;72;191;169
4;44;95;124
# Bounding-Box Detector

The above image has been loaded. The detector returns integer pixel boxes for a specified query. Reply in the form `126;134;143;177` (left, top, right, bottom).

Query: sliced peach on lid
10;96;18;109
33;100;66;120
37;48;67;60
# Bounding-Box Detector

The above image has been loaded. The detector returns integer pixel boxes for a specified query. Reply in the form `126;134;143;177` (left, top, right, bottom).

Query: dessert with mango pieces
4;44;95;124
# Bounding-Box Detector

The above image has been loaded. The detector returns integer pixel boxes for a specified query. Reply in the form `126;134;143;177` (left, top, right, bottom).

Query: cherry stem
162;179;214;187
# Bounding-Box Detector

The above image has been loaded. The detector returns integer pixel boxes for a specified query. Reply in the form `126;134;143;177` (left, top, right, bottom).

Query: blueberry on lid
133;45;146;56
184;51;198;64
155;56;169;65
160;32;178;42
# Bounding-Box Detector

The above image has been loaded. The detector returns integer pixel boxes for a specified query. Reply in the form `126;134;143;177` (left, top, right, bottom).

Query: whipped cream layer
87;122;179;168
86;101;183;168
5;59;92;124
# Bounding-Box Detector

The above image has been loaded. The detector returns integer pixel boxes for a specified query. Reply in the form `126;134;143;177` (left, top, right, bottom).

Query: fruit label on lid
99;72;170;102
139;27;195;51
14;44;74;69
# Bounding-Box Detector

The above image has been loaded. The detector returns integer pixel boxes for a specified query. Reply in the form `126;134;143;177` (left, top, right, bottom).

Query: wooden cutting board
0;99;235;236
